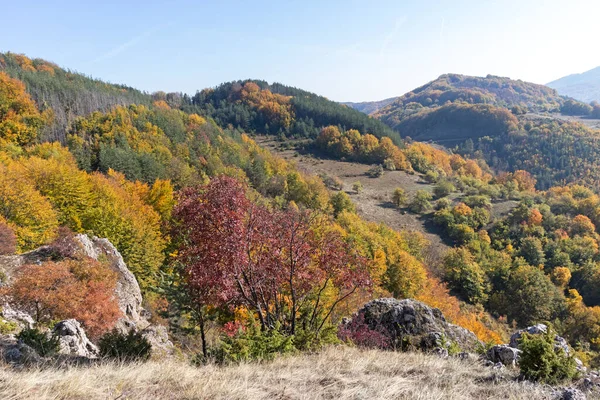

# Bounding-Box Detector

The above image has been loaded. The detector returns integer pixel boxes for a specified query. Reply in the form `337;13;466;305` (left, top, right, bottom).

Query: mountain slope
341;97;397;115
8;52;600;382
374;73;564;130
0;52;152;142
367;73;600;189
548;66;600;103
0;52;507;349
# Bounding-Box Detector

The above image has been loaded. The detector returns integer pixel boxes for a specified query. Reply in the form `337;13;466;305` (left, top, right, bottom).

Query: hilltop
548;66;600;103
373;73;564;129
348;73;600;190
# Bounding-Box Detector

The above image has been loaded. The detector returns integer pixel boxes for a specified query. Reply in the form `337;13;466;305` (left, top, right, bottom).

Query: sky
2;0;599;102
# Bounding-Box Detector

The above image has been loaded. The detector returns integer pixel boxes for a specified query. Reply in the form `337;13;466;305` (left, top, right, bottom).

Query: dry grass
0;346;566;400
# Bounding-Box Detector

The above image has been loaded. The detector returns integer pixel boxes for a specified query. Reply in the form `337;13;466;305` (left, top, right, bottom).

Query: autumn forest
4;50;600;372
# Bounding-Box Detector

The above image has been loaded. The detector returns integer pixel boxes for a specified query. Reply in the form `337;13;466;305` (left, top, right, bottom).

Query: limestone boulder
53;319;99;358
346;298;482;352
487;344;521;367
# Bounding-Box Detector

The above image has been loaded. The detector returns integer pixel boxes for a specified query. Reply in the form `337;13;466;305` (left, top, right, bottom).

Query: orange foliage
3;259;122;338
379;137;410;170
240;82;294;130
13;54;35;72
571;215;596;236
407;142;487;179
528;209;543;226
453;202;473;216
498;170;536;191
0;72;46;146
551;267;572;288
35;63;55;75
416;276;503;344
153;100;171;110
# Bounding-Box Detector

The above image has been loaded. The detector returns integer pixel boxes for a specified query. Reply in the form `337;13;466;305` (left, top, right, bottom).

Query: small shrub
409;190;433;214
99;329;152;362
17;328;60;357
433;180;455;198
5;259;122;338
518;330;578;384
330;191;356;216
367;165;384;178
383;158;396;171
436;198;452;210
352;181;364;194
447;340;462;356
0;319;18;334
338;314;392;350
216;322;295;363
293;325;339;351
424;170;439;183
462;195;492;209
320;174;344;191
475;341;495;355
392;188;408;208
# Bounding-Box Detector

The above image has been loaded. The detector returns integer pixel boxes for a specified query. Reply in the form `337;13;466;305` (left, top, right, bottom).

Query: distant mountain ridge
351;72;600;190
341;97;397;115
372;73;565;131
547;66;600;103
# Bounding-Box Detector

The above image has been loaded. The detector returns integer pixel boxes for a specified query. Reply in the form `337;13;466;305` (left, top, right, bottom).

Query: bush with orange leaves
2;258;122;338
416;275;504;345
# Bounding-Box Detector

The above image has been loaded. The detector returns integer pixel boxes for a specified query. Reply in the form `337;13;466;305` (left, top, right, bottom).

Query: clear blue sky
2;0;599;102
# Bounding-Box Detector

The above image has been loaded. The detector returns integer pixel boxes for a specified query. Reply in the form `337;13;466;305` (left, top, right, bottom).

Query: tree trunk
199;309;207;358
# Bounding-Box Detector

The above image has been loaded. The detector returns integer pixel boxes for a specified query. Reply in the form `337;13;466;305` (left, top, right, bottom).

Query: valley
257;136;518;267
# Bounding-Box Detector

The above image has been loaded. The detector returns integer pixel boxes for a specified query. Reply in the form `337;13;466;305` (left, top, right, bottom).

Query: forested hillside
0;52;151;142
374;73;565;126
362;73;600;191
8;52;600;379
184;80;401;143
0;54;505;360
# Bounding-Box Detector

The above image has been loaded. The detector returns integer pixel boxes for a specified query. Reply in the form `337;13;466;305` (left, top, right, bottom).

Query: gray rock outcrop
3;342;41;364
0;234;172;359
487;344;521;367
347;298;482;352
1;304;34;329
53;319;99;358
558;387;586;400
141;325;175;358
510;324;570;355
73;235;149;333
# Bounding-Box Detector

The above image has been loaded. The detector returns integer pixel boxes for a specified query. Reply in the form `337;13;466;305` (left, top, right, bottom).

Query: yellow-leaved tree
0;71;47;147
0;162;59;251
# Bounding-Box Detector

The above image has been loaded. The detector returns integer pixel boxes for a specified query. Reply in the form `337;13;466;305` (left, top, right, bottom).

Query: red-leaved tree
172;176;371;353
